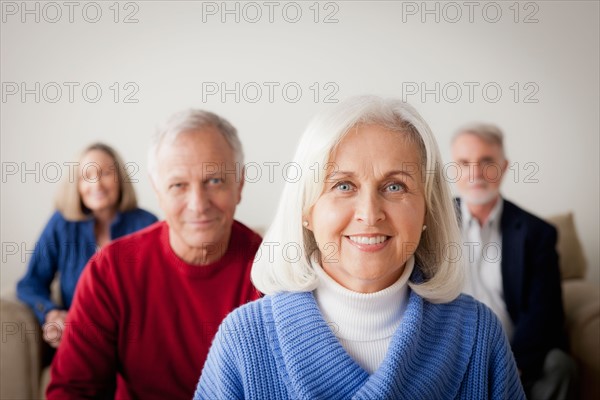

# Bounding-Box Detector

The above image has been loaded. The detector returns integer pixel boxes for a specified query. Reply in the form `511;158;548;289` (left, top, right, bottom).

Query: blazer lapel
500;200;525;321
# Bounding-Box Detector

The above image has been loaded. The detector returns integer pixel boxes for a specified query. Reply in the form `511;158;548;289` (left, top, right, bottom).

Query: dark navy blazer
456;198;567;380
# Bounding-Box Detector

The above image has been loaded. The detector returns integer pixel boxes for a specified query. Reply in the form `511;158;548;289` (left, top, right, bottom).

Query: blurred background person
451;123;576;399
17;142;157;351
195;96;524;399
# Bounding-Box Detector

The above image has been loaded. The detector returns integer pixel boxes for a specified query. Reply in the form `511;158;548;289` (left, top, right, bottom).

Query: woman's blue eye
335;182;352;191
387;183;403;192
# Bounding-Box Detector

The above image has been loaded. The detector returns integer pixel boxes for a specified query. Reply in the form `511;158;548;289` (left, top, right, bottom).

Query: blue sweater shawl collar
263;269;478;399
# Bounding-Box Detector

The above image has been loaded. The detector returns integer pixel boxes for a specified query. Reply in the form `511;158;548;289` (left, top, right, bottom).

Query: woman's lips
344;235;390;252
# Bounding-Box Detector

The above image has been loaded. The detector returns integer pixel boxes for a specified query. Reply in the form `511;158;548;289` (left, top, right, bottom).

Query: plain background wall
1;1;598;293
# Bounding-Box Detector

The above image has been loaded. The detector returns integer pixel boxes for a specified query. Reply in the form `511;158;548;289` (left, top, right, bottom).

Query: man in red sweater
47;110;262;399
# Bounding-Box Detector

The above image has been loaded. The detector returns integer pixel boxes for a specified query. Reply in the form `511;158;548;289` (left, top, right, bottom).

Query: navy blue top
17;208;158;323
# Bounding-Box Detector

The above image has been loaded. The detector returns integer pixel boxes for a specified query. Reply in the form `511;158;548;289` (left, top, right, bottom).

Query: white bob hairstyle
251;95;464;303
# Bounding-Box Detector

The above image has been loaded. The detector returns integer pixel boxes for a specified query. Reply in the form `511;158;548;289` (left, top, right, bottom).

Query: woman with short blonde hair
55;143;138;220
17;142;157;350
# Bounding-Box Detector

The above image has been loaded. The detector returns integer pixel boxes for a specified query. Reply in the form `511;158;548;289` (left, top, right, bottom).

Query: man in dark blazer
452;123;575;399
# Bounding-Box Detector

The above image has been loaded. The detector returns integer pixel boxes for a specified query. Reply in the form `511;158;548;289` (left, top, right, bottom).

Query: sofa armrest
562;280;600;399
1;292;43;399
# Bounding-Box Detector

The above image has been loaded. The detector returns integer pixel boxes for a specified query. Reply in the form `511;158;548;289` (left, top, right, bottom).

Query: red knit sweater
47;220;261;399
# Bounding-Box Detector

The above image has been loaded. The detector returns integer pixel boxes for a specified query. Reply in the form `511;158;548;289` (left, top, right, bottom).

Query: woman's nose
354;190;385;226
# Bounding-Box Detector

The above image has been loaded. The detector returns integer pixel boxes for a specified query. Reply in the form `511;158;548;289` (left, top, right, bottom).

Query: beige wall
2;1;598;292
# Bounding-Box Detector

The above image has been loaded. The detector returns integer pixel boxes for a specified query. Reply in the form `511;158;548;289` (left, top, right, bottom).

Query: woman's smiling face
307;124;426;293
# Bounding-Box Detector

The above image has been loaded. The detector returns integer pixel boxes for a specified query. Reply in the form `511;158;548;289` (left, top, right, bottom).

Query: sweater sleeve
194;316;244;400
484;304;526;400
46;252;119;399
16;212;62;323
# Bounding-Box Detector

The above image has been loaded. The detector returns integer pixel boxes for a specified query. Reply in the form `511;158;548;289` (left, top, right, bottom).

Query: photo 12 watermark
400;1;540;24
1;1;140;23
201;81;340;103
400;81;540;104
1;320;140;345
1;82;140;104
200;1;340;24
1;161;141;184
1;239;143;268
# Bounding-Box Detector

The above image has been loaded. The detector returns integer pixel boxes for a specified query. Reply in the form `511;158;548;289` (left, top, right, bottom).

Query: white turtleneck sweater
312;257;414;374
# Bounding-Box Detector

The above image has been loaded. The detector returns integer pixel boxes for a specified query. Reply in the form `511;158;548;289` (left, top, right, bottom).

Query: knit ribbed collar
264;267;477;399
313;257;414;341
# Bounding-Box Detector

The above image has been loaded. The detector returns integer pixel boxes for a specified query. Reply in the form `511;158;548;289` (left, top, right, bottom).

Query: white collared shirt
460;198;514;340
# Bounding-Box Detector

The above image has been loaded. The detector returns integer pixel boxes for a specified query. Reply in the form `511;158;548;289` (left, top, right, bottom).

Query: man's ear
497;158;509;185
501;158;509;173
149;172;162;202
149;172;158;193
236;167;245;205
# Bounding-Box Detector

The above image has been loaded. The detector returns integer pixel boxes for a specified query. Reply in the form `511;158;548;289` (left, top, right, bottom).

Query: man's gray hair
452;122;506;158
148;109;244;181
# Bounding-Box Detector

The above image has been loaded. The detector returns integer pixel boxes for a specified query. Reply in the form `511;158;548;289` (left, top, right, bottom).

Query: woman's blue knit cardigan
195;270;525;400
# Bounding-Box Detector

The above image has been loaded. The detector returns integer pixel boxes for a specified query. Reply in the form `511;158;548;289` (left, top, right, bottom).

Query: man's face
452;133;507;206
152;128;243;264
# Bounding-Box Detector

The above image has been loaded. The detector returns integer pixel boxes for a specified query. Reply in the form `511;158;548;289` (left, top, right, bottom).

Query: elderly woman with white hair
195;96;525;399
